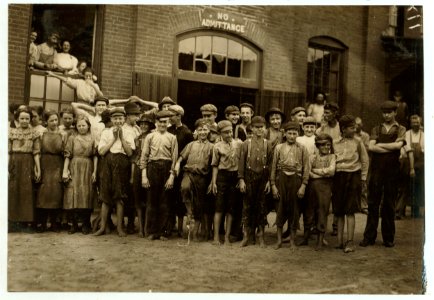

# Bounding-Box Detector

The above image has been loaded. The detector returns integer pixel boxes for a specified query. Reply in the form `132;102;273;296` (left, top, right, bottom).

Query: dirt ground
7;212;425;294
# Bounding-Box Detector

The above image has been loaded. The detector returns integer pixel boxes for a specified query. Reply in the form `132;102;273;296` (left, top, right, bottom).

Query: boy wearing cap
332;114;369;253
168;104;194;237
309;133;336;250
140;110;178;240
200;104;218;127
123;102;143;234
174;119;214;241
210;120;243;245
290;107;307;131
131;115;155;237
238;116;273;247
95;107;135;237
265;107;286;150
360;101;406;248
271;122;310;250
295;116;318;245
225;105;246;141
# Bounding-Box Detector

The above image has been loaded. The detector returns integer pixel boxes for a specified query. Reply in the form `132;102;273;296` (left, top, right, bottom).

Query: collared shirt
296;135;317;156
238;137;273;178
316;121;341;142
333;137;369;180
140;130;178;170
270;142;310;185
98;125;136;155
181;139;214;175
211;138;242;171
309;153;336;179
370;121;406;144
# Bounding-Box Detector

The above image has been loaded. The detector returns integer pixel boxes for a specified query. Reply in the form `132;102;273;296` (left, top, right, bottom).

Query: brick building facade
8;4;423;132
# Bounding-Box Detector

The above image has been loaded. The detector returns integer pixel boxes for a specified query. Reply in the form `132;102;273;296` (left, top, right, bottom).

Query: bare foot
159;236;168;241
289;241;297;251
274;242;282;250
117;229;127;237
93;228;105;236
212;239;222;246
105;226;111;235
315;241;323;251
259;238;266;248
147;234;156;240
138;231;144;238
224;237;231;246
240;238;248;248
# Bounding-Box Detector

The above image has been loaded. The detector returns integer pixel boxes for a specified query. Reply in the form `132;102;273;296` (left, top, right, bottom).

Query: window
176;31;261;89
306;36;347;104
27;4;103;111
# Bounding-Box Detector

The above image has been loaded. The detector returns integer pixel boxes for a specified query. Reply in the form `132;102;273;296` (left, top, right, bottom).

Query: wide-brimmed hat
158;96;176;110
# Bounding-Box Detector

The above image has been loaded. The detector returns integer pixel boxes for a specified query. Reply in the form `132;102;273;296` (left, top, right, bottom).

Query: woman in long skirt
62;115;97;234
8;107;41;232
36;110;65;232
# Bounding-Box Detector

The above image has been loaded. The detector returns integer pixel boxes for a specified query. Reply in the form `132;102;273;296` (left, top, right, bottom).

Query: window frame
174;30;262;89
306;36;347;105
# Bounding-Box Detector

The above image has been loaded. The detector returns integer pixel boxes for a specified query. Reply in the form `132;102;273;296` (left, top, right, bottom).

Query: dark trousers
242;169;268;228
299;183;315;232
310;178;333;233
145;160;172;236
275;172;301;230
363;158;399;243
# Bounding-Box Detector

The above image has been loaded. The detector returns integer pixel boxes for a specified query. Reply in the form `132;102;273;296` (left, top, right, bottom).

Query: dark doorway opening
177;80;257;130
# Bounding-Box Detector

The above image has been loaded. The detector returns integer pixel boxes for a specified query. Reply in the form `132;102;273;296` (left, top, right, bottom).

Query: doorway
177;80;257;129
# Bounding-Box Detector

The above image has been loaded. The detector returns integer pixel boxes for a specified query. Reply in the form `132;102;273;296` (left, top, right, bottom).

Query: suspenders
246;138;268;170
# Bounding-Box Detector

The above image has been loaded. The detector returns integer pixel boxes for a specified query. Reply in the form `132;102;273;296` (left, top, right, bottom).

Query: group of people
8;86;424;253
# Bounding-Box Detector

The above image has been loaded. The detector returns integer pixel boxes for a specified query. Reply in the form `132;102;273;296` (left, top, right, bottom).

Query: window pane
331;52;340;71
45;101;59;112
195;36;211;73
228;40;242;77
46;77;60;100
212;36;227;75
242;46;257;79
179;37;195;71
61;82;75;101
30;74;45;98
307;47;315;63
28;100;44;107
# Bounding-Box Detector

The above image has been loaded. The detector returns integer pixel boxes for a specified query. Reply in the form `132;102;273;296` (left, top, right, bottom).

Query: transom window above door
176;32;261;89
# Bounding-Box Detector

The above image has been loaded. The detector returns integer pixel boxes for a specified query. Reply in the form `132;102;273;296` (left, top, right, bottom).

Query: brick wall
8;4;31;105
100;5;137;99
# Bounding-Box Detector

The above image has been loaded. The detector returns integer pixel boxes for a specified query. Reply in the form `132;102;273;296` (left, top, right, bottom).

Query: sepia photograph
2;0;430;297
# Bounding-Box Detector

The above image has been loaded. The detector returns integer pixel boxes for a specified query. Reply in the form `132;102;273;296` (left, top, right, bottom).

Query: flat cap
339;114;356;129
282;121;300;131
168;104;184;116
265;107;286;123
217;120;233;133
380;100;398;111
200;104;218;113
156;110;175;120
158;96;176;110
194;118;209;129
208;124;219;134
303;116;316;125
251;116;266;126
324;102;339;111
315;133;333;145
240;102;254;111
290;106;306;116
137;114;156;127
110;107;126;117
224;105;240;115
94;96;109;106
124;102;141;115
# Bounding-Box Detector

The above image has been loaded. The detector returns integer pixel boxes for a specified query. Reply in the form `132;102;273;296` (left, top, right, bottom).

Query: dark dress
63;133;95;209
8;127;41;222
37;130;65;209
